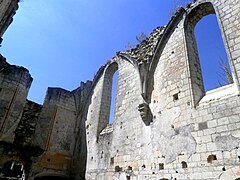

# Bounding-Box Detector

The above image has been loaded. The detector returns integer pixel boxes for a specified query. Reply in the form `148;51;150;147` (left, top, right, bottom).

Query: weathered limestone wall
0;0;240;179
29;81;93;179
0;0;19;43
0;54;91;179
0;55;37;178
72;81;93;180
0;55;32;143
85;57;143;179
85;0;240;179
30;88;77;178
14;100;42;146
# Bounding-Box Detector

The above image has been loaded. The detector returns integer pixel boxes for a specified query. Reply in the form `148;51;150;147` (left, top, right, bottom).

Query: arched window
185;2;234;106
109;71;118;124
195;14;232;91
98;62;118;134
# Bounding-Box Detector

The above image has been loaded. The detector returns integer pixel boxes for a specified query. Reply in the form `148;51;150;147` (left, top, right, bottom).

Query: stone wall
0;55;37;178
0;0;240;179
0;55;32;143
29;82;93;179
0;0;19;43
85;0;240;179
0;55;92;178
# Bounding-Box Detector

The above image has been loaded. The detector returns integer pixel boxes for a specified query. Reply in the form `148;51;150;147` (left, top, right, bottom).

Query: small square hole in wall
198;121;208;130
127;166;132;170
110;157;114;164
173;93;179;101
207;155;217;163
115;166;122;172
222;166;226;171
181;161;187;169
159;163;164;170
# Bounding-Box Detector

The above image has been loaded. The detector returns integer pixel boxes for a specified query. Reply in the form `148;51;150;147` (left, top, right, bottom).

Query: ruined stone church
0;0;240;179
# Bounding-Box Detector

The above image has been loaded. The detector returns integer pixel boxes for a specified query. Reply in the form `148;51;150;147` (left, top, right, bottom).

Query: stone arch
118;54;142;96
96;56;143;133
35;177;68;180
184;1;236;106
146;8;186;103
34;172;70;180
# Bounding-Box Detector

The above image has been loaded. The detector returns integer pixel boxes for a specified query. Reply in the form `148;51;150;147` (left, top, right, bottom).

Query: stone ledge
198;83;239;105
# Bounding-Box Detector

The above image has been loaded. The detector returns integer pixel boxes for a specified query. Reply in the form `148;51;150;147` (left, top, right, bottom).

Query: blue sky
0;0;229;105
195;14;230;90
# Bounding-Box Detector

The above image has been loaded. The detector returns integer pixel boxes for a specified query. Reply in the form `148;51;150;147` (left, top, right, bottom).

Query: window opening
109;71;118;124
98;62;118;134
195;14;233;91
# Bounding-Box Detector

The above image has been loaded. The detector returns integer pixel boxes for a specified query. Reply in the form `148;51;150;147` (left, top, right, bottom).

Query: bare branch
216;58;233;86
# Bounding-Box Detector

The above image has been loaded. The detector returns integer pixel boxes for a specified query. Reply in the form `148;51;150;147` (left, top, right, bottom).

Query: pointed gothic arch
184;2;236;106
